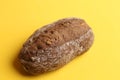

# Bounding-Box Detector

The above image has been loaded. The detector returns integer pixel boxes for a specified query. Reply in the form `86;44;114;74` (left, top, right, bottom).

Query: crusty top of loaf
24;18;90;49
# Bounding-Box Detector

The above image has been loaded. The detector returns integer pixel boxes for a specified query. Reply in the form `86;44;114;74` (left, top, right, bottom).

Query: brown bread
18;18;94;75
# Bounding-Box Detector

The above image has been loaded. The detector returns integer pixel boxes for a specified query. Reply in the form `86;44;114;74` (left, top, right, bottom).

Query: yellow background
0;0;120;80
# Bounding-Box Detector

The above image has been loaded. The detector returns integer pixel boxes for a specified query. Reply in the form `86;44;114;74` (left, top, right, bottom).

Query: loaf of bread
18;18;94;75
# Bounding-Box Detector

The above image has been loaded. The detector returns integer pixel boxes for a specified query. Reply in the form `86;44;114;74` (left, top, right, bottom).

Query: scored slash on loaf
18;17;94;75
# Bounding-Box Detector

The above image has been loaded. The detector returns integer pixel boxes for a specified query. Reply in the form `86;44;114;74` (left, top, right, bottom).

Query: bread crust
18;18;94;75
